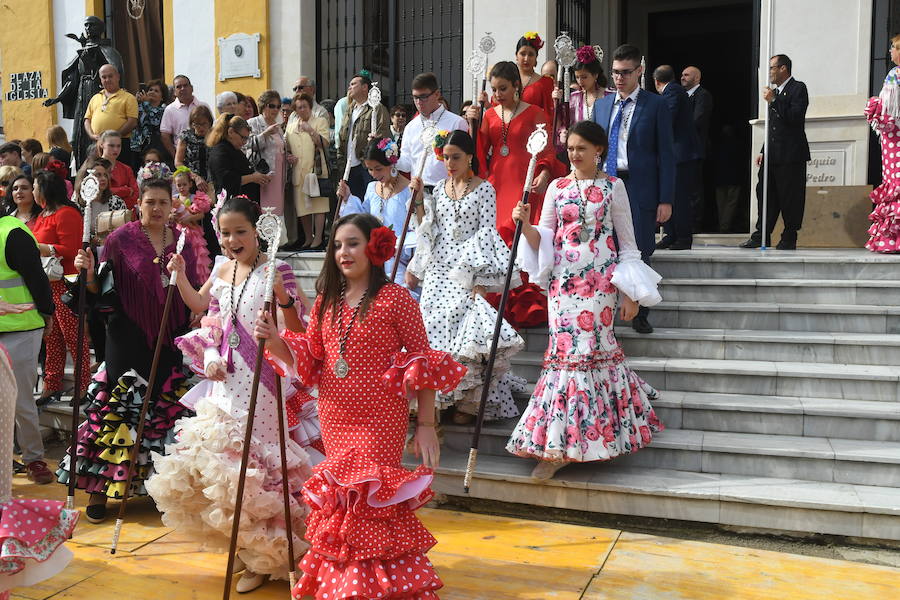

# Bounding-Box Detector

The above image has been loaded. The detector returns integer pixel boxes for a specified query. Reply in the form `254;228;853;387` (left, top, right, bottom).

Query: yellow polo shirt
85;89;139;138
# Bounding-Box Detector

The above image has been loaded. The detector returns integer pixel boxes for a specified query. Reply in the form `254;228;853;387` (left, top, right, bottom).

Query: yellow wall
163;0;174;83
214;0;270;101
84;0;103;17
0;0;57;142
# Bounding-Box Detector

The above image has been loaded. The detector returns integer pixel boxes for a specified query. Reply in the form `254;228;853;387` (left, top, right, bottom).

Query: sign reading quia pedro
5;71;49;102
806;150;845;186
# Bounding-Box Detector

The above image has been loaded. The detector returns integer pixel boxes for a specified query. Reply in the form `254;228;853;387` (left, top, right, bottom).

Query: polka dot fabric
266;285;463;599
865;88;900;253
405;180;526;419
0;345;79;583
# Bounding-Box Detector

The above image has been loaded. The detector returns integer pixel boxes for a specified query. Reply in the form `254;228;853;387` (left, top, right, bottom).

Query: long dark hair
217;195;267;251
2;174;39;220
316;212;389;327
34;170;71;212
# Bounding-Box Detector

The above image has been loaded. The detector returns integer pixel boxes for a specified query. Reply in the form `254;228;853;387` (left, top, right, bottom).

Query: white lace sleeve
407;186;437;278
609;178;662;306
517;178;559;290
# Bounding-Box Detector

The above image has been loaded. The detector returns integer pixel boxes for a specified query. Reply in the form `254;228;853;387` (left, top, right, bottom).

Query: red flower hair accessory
44;159;69;181
365;226;397;267
522;31;544;51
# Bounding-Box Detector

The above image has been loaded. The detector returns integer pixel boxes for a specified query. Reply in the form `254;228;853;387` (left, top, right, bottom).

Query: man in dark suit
741;54;810;250
593;44;675;334
682;66;713;231
654;65;700;250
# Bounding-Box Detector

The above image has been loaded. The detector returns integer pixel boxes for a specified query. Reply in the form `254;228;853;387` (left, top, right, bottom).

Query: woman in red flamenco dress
468;60;559;329
258;212;466;599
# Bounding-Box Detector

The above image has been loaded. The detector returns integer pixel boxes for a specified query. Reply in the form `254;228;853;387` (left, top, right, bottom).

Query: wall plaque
218;33;261;81
806;149;845;186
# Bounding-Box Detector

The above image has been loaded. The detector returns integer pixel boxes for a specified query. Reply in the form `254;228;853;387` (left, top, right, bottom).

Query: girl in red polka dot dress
257;212;466;599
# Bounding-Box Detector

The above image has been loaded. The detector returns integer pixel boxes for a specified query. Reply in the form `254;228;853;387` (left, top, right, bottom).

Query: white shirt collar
617;86;640;104
686;84;700;96
776;76;794;94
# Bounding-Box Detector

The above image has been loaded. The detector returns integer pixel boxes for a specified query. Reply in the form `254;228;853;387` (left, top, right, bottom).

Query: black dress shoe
670;240;692;250
775;240;797;250
85;503;107;524
632;315;654;334
656;236;674;250
739;238;761;249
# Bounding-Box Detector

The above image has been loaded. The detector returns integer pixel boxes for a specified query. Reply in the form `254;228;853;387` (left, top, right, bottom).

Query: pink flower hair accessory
376;138;400;164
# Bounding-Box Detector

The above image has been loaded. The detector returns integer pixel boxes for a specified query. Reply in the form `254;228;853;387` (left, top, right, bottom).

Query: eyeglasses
234;131;249;142
266;103;280;110
611;68;638;78
292;85;310;91
412;91;436;101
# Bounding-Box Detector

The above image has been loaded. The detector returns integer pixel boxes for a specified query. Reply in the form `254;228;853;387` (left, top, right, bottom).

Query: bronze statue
43;16;124;168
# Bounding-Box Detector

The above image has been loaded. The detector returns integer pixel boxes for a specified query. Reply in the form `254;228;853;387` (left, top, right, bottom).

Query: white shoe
236;570;266;593
531;460;566;480
232;556;246;574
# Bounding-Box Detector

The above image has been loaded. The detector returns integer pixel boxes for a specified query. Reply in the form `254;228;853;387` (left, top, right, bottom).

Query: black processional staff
463;123;549;494
222;208;283;599
67;170;98;515
110;229;187;554
391;124;437;283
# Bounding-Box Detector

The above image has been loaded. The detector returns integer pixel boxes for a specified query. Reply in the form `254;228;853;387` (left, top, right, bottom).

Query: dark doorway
630;1;755;233
317;0;463;111
107;0;166;93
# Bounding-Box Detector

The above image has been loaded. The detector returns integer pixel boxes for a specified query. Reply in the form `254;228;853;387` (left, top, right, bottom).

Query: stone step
659;278;900;306
440;425;900;488
521;327;900;366
641;302;900;334
650;391;900;442
651;248;900;281
509;354;900;402
409;449;900;541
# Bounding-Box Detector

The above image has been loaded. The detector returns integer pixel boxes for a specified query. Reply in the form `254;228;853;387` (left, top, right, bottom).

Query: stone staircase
44;247;900;542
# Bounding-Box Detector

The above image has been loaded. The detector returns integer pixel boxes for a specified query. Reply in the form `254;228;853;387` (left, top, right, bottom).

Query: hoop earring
391;166;398;177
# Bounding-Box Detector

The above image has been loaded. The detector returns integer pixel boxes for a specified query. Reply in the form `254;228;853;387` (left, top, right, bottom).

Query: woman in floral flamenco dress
506;121;665;480
864;34;900;253
145;196;319;593
0;342;79;599
258;212;466;599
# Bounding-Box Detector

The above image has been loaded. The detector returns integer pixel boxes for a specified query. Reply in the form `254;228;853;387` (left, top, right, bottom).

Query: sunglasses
392;113;407;118
266;103;280;110
293;85;310;91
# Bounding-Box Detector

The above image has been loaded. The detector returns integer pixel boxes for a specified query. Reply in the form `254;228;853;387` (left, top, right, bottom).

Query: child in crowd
172;166;212;280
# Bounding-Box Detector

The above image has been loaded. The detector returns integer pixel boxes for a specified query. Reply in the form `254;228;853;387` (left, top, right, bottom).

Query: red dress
477;105;554;329
266;284;466;599
109;160;139;209
522;74;556;122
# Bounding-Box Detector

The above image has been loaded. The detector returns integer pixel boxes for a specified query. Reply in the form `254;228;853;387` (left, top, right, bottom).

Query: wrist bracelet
278;296;296;309
417;421;435;427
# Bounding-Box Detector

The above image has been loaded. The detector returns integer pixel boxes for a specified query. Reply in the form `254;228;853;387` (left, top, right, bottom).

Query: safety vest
0;216;46;332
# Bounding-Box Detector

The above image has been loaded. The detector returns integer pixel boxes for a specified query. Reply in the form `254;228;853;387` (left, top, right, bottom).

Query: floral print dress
507;176;664;462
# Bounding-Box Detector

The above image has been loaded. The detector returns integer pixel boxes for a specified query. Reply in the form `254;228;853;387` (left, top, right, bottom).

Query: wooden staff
390;124;437;283
110;229;187;554
222;209;282;599
67;171;97;512
464;124;548;494
270;300;299;587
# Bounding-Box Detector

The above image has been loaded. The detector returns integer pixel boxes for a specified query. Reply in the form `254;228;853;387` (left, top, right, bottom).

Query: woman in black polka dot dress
406;130;525;424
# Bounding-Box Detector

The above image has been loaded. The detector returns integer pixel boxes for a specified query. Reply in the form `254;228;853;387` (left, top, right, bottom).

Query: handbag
248;135;270;174
41;255;63;281
313;143;335;198
95;209;133;243
302;172;320;198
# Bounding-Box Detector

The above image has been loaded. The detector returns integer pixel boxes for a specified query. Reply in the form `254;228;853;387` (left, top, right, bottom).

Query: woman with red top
467;61;553;328
258;212;466;599
98;130;139;209
515;32;556;121
31;170;89;404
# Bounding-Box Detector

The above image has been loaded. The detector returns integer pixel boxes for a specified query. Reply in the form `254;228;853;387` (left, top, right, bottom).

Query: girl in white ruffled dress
506;120;665;479
406;130;525;424
145;196;320;593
